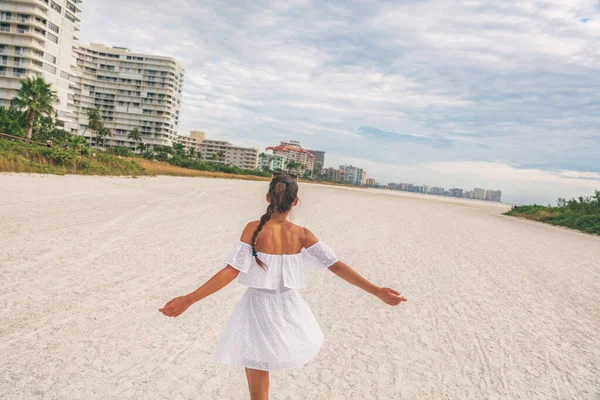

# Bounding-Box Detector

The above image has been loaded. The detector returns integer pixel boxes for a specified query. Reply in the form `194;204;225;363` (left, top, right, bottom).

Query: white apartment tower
71;43;184;149
0;0;82;131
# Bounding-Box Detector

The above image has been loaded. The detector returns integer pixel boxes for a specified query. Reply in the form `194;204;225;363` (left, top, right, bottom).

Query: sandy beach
1;174;599;399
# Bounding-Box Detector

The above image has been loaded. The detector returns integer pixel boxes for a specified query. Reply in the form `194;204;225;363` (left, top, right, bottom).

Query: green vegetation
0;140;148;176
11;77;57;140
505;193;600;235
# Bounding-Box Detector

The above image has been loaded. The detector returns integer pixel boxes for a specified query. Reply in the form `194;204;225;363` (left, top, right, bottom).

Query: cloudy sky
80;0;599;204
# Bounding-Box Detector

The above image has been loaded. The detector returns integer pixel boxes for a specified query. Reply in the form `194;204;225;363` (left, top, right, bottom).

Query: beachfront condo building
305;149;325;175
366;178;376;186
71;43;185;150
260;152;285;172
324;167;348;182
0;0;83;132
266;141;315;174
429;187;445;195
485;190;502;202
474;187;486;200
340;165;367;186
177;130;259;170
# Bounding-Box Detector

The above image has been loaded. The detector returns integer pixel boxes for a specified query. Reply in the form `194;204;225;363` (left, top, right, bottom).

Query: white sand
1;174;599;399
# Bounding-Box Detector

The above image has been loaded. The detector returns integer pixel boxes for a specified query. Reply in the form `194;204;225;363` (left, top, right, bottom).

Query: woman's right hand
376;288;407;306
159;295;192;317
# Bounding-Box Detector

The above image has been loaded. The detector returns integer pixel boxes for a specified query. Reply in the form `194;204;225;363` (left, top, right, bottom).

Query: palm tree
173;142;185;156
86;108;103;148
68;135;87;152
96;126;112;149
188;147;196;159
217;150;226;163
286;160;300;172
127;127;143;151
11;77;57;140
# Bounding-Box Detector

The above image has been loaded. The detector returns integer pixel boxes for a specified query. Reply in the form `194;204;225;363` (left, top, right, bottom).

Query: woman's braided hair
252;174;299;268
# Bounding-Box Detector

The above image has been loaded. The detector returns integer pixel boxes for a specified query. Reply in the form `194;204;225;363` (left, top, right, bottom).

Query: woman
160;173;406;399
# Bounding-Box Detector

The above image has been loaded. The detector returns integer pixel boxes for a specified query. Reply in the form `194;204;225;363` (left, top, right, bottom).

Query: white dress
214;241;339;371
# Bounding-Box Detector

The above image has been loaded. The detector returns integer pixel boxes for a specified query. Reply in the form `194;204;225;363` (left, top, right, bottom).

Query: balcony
0;26;10;32
0;59;7;65
0;70;6;76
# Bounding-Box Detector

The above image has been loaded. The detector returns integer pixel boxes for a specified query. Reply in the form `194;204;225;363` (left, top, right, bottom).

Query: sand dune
1;174;599;399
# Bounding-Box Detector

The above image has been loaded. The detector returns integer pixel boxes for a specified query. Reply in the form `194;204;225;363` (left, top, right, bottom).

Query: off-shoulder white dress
214;241;338;371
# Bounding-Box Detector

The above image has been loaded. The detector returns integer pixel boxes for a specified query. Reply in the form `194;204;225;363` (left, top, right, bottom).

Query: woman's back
248;220;316;255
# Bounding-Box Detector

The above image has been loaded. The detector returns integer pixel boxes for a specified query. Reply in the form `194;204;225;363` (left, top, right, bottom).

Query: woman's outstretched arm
328;261;406;306
159;266;240;317
159;223;257;318
303;228;407;306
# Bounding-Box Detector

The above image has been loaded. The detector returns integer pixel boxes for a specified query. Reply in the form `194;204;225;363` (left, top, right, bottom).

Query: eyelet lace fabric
216;241;338;371
224;241;338;290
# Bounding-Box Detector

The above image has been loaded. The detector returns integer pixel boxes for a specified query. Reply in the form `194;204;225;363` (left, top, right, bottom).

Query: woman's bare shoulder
289;223;318;248
240;221;260;244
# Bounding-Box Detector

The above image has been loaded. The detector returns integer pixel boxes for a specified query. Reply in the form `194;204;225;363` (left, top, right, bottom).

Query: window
47;33;59;44
51;1;62;13
32;49;44;58
48;22;59;33
0;12;12;21
0;23;10;32
43;63;57;74
65;12;75;23
44;53;56;64
60;71;69;80
67;1;77;13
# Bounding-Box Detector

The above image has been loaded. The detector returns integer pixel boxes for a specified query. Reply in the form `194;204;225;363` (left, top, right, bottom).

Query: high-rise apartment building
324;167;348;182
266;141;315;174
71;43;184;149
429;187;445;195
366;178;376;186
485;190;502;202
474;188;485;200
0;0;83;131
339;165;367;186
305;149;325;175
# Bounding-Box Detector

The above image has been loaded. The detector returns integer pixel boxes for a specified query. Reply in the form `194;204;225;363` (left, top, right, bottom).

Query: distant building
429;187;445;195
305;149;325;175
259;151;285;172
340;165;366;185
266;141;315;174
485;190;502;202
474;188;486;200
366;178;376;186
450;188;464;198
324;167;348;182
176;131;259;170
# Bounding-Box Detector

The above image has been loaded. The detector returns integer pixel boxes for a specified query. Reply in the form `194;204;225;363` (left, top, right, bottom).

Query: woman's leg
245;368;269;400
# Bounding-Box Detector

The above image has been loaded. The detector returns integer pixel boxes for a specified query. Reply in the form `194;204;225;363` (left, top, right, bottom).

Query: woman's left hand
159;295;192;317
